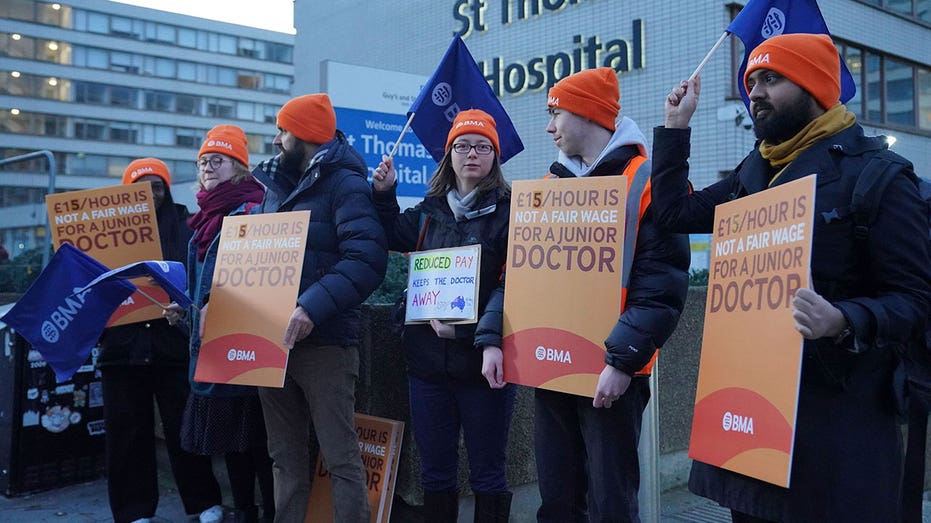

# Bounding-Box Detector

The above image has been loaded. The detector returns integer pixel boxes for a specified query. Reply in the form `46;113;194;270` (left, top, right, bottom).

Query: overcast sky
110;0;295;34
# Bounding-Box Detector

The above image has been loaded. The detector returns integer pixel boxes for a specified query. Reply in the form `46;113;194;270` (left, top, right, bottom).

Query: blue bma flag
1;243;135;382
408;35;523;164
727;0;856;108
77;260;192;309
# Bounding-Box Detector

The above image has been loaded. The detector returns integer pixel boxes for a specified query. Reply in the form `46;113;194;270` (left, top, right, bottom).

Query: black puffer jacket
550;144;691;375
253;131;388;348
374;185;509;385
98;193;192;367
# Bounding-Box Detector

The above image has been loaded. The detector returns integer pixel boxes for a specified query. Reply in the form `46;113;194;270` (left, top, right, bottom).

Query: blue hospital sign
335;107;436;199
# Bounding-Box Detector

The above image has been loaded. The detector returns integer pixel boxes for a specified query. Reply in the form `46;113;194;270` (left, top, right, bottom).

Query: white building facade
0;0;294;257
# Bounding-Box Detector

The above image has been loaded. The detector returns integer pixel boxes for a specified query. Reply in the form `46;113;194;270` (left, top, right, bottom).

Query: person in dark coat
165;125;274;523
652;33;931;522
535;68;691;523
249;94;387;523
372;109;515;523
99;158;223;523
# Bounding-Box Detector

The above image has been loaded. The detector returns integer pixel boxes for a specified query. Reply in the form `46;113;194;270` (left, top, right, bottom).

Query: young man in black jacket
535;68;690;523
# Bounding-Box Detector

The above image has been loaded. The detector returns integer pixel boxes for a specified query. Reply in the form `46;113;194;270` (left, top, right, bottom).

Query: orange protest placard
194;211;309;388
305;413;404;523
45;183;165;326
688;175;815;487
501;176;627;397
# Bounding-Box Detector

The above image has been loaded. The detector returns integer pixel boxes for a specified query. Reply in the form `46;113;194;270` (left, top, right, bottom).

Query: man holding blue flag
652;33;930;522
99;158;224;523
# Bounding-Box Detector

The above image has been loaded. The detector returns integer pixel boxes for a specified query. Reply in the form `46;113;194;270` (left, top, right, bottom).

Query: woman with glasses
372;109;515;523
165;125;274;523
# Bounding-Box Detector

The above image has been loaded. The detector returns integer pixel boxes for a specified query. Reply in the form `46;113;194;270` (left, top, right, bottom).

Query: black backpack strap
848;153;907;242
903;396;929;523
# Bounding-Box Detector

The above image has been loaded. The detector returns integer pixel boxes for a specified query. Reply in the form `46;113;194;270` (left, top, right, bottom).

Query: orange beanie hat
199;124;249;166
122;157;171;186
547;68;620;131
445;109;500;155
744;33;841;110
276;93;336;144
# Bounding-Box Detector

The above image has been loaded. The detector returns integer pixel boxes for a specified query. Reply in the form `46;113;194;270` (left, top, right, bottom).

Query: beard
752;91;818;143
279;146;307;174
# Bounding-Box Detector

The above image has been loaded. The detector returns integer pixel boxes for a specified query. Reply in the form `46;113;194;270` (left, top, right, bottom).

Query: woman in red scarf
171;125;273;523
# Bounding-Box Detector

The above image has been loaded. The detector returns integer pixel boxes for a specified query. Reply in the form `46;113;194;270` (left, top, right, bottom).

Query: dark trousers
258;344;370;523
226;447;275;512
408;376;516;493
534;378;650;523
101;365;221;523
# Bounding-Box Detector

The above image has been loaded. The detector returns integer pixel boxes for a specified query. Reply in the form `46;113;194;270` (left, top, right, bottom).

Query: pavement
0;476;725;523
1;443;929;522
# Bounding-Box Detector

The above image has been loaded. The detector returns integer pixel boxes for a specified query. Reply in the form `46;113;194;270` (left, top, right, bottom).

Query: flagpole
134;287;167;309
387;112;415;160
689;31;730;81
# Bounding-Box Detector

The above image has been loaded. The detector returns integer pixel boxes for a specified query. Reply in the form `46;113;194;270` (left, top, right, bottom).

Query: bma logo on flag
40;287;93;344
761;8;786;38
431;82;453;106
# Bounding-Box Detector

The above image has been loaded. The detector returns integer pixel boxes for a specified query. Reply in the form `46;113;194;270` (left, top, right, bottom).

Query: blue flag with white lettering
1;243;135;382
77;260;192;309
727;0;856;108
408;35;523;164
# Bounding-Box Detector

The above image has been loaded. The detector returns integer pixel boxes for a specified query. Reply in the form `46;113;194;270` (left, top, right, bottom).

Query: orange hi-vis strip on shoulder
545;154;658;375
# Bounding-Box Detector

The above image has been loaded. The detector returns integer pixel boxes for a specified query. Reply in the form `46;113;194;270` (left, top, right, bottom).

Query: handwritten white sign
405;244;481;324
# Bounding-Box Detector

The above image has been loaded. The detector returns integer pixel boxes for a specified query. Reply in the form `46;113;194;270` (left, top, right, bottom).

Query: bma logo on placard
761;8;786;38
722;411;755;434
534;345;572;364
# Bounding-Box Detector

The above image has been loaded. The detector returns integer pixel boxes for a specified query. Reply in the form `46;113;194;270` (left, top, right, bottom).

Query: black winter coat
374;185;509;385
651;124;931;522
98;196;192;367
549;144;691;375
253;131;388;348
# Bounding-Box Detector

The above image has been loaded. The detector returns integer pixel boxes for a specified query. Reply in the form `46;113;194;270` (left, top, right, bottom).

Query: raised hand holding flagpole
686;0;855;106
386;113;416;160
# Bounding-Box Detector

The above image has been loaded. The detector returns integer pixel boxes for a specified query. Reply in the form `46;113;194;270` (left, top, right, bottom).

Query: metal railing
0;151;56;269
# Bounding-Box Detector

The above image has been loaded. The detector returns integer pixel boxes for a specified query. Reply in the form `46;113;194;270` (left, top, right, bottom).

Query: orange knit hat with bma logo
445;109;500;155
122;157;172;186
276;93;336;144
547;68;621;131
744;33;841;110
199;124;249;166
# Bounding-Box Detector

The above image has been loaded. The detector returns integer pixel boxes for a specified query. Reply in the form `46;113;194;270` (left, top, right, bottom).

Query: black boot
423;489;459;523
473;491;512;523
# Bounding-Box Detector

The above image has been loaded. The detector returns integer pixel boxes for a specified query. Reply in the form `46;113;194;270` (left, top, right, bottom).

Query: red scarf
189;177;265;261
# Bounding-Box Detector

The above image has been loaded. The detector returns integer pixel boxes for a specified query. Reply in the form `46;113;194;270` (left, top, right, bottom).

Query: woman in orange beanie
100;158;225;523
165;125;273;523
372;109;515;523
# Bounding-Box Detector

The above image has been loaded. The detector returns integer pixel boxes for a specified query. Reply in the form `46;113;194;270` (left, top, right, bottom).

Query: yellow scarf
759;104;856;186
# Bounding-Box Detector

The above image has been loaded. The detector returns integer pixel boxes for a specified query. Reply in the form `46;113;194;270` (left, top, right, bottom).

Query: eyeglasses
196;156;226;170
451;143;494;156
